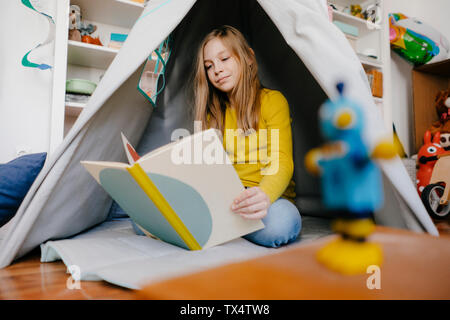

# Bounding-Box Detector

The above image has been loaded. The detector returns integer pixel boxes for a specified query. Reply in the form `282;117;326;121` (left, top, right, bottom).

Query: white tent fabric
0;0;438;269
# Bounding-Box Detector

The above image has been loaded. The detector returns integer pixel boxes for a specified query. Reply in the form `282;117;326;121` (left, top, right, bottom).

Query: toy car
421;153;450;219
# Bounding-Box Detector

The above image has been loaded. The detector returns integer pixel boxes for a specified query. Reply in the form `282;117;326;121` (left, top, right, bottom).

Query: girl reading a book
193;25;301;248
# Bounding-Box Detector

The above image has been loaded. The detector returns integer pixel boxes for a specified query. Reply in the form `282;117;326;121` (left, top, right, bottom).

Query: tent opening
133;0;329;216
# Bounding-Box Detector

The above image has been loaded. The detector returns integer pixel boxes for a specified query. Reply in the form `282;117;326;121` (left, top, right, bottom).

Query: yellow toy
350;5;364;19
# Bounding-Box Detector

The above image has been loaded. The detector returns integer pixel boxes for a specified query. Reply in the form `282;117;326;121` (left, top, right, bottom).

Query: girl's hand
230;187;270;219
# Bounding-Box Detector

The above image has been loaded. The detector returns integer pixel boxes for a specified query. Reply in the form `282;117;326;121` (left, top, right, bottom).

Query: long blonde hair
193;25;261;134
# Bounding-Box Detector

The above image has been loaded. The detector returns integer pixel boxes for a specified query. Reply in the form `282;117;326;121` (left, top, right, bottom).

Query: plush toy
304;82;396;275
428;90;450;150
81;35;103;46
68;4;98;43
363;3;380;24
435;90;450;122
79;24;97;37
429;90;450;131
350;5;364;19
68;5;81;41
439;133;450;151
416;131;445;196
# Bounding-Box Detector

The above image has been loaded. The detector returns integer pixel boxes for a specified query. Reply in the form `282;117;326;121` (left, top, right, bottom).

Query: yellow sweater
223;88;296;203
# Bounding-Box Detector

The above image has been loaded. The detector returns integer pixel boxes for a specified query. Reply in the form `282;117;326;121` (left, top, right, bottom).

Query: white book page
136;129;264;248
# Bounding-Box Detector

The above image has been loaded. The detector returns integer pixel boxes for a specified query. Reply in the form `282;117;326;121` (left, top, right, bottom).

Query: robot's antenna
336;82;345;96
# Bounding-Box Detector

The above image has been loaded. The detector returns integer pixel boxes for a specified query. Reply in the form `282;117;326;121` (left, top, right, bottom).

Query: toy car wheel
421;183;450;219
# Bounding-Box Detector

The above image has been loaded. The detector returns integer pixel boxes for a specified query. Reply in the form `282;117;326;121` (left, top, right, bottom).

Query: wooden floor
434;218;450;236
0;220;449;300
0;249;136;300
138;226;450;300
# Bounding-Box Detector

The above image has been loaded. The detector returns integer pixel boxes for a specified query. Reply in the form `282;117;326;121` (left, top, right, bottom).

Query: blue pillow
0;153;47;227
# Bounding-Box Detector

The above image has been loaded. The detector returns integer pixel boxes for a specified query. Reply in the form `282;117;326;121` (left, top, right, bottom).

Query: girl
193;25;301;248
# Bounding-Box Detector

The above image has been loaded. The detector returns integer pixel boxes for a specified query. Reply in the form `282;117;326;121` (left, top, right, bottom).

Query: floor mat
40;216;333;289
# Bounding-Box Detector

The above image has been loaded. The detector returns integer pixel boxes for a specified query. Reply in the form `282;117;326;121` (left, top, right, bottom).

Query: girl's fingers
233;187;258;205
237;209;267;220
233;200;268;214
231;192;266;211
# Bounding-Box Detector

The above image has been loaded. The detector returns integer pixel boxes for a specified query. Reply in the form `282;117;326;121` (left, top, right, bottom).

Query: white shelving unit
328;0;392;134
50;0;145;153
332;10;381;31
67;40;119;69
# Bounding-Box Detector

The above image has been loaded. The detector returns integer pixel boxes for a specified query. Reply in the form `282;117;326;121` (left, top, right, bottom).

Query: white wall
0;0;56;163
385;0;450;156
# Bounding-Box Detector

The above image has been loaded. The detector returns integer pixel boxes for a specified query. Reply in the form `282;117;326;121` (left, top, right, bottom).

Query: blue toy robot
305;82;396;274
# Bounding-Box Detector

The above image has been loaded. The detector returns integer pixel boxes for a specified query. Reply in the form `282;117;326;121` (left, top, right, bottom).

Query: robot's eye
427;146;437;154
333;108;356;129
441;137;447;143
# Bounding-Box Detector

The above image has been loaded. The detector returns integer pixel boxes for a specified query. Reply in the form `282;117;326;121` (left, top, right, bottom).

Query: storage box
365;69;383;98
333;20;359;37
412;59;450;152
108;33;128;49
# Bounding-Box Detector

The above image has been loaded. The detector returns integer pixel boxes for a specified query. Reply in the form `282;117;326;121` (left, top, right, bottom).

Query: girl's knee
246;199;301;248
269;199;302;234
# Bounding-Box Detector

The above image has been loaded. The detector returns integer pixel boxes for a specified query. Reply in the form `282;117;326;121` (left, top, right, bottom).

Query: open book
81;129;264;250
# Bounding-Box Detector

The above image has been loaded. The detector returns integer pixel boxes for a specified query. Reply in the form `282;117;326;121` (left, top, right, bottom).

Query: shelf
65;101;86;117
332;10;381;31
358;53;383;69
329;0;372;6
66;101;87;108
116;0;145;8
54;0;146;147
67;40;118;69
71;0;144;29
373;97;383;103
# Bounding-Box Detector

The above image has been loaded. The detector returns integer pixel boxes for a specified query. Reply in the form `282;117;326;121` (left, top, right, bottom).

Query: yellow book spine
126;163;201;250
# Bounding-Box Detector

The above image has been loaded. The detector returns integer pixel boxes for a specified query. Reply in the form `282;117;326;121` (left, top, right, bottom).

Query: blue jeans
243;198;302;248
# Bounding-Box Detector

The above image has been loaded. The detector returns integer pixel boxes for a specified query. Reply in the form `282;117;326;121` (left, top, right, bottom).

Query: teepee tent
0;0;438;269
